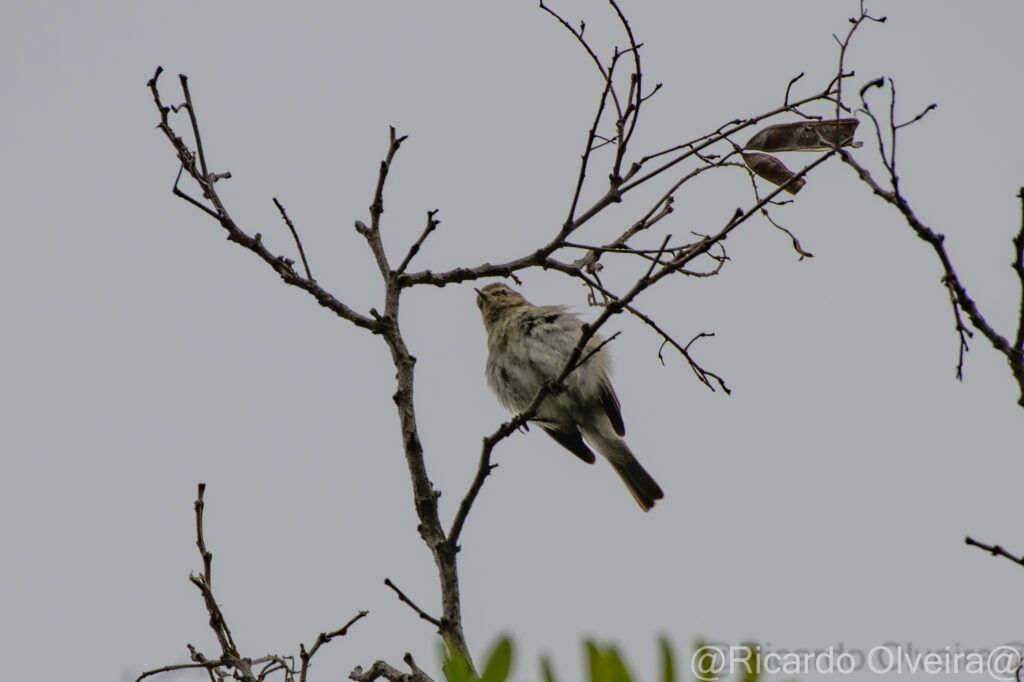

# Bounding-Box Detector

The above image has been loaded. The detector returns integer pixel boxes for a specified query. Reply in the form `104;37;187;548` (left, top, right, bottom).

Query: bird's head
475;283;531;322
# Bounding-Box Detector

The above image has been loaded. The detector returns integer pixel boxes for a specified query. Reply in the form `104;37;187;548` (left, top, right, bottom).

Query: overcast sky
3;3;1023;682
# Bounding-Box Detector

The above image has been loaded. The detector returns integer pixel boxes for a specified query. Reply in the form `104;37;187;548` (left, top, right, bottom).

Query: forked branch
840;76;1024;406
136;485;367;682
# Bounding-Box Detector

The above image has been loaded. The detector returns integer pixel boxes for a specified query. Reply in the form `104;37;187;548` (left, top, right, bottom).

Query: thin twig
578;274;730;393
738;159;814;259
565;65;615;227
617;89;836;195
135;660;223;682
539;1;608;81
360;126;407;280
172;164;219;219
942;276;973;380
274;197;314;281
194;483;213;588
784;72;804;107
832;2;886;123
300;611;370;682
608;0;644;180
1013;188;1024;352
179;74;209;181
396;210;440;277
965;536;1024;570
384;578;441;628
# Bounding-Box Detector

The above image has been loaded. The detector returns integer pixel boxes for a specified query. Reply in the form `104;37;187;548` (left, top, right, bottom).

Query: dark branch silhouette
136;485;367;682
141;2;1023;680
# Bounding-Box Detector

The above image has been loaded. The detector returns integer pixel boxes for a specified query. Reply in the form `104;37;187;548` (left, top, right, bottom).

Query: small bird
475;282;664;511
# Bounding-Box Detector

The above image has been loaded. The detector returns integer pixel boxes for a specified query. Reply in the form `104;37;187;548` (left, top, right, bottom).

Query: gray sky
3;3;1023;682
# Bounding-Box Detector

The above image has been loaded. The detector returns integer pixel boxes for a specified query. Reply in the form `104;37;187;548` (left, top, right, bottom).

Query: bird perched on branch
475;282;664;511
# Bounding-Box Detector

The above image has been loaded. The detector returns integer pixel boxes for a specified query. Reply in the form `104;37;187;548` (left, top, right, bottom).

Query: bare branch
147;69;379;333
187;484;256;681
565;65;615;226
396;210;440;276
738;157;814;259
399;76;847;292
784;72;804;107
135;660;222;682
300;611;370;682
942;276;973;380
839;149;1024;407
358;126;408;281
171;164;220;219
965;536;1024;570
618;89;834;195
832;2;886;120
1014;188;1024;352
274;197;314;281
141;487;368;682
178;74;210;181
608;0;644;181
350;654;435;682
572;162;734;274
578;274;730;393
894;101;937;130
539;1;608;82
384;578;441;628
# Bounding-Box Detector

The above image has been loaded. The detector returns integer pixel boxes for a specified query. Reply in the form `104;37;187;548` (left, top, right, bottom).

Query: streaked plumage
475;282;664;511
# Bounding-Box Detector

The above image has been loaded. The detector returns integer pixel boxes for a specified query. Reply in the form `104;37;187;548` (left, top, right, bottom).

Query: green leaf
690;639;719;682
586;642;633;682
587;642;606;682
602;647;633;682
738;641;760;682
481;638;512;682
540;655;558;682
441;644;476;682
658;637;674;682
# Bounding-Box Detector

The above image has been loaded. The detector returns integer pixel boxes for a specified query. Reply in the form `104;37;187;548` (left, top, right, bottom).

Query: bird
475;282;664;511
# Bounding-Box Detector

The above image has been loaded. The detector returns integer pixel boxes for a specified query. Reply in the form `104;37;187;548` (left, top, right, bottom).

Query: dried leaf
742;152;805;194
745;118;860;152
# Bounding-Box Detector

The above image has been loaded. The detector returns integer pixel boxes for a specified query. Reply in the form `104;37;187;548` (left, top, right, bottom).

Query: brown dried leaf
745;119;860;152
742;152;805;194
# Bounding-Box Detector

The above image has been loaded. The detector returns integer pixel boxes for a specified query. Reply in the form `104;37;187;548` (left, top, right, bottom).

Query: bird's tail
583;425;664;511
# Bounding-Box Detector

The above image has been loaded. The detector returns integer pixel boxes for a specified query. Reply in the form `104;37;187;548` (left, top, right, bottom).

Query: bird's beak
474;287;483;297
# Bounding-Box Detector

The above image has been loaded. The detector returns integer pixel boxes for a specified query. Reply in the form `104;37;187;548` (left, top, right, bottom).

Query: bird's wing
540;424;597;464
599;381;626;436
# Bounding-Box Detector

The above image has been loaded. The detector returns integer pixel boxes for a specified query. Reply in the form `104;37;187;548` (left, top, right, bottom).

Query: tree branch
135;661;220;682
1013;188;1024;352
300;611;370;682
965;536;1024;570
145;8;928;681
839;150;1024;407
396;210;441;276
385;578;442;628
356;126;407;280
188;484;251;679
274;197;314;281
137;486;368;682
147;68;378;333
351;654;435;682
